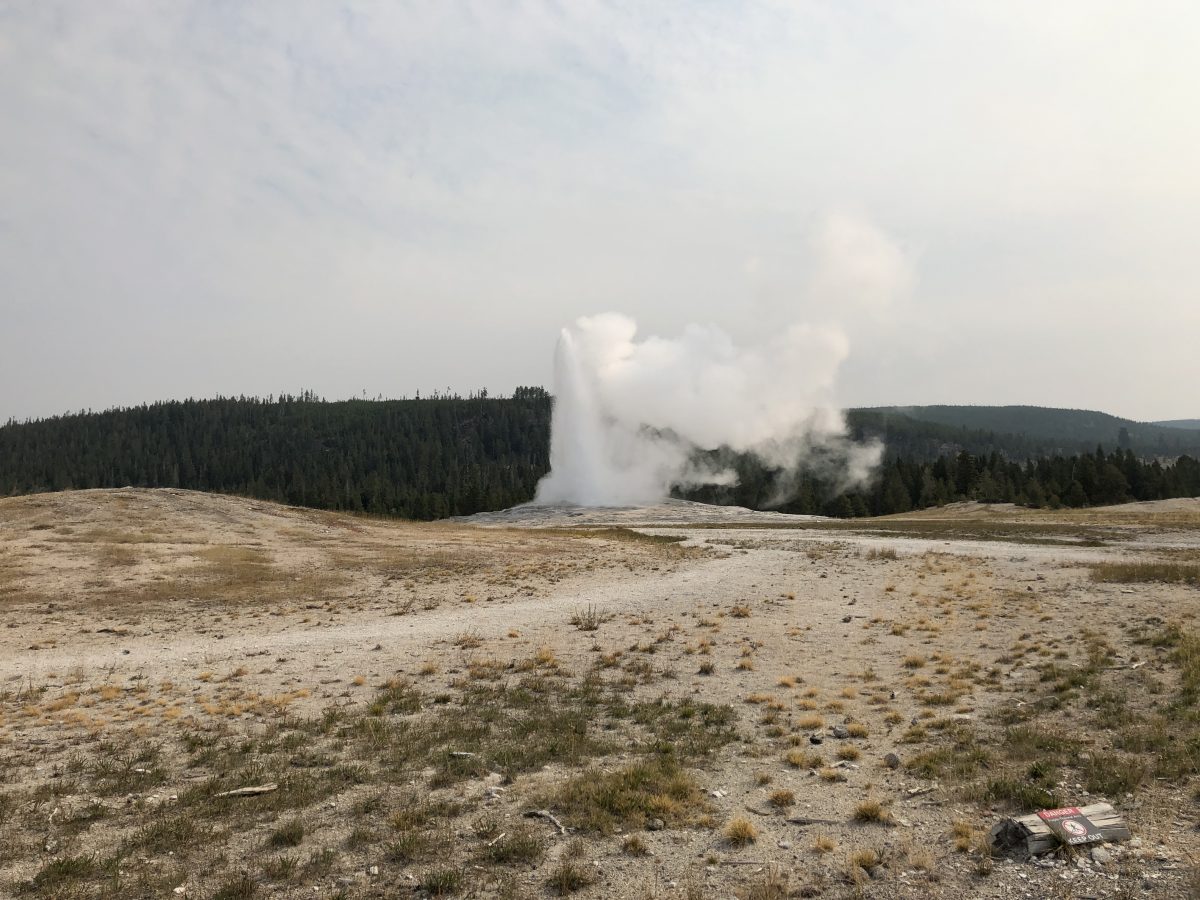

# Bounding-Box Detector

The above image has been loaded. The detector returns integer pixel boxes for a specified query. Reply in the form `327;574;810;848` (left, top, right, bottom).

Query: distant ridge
1154;419;1200;430
855;405;1200;458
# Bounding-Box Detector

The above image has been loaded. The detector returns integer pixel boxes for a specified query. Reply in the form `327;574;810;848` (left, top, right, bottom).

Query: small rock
368;866;379;876
647;818;665;831
1091;846;1113;865
831;725;850;739
173;888;186;897
884;752;901;769
777;840;792;849
809;735;823;745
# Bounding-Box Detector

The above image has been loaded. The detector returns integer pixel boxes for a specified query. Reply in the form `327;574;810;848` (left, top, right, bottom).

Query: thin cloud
1;2;1197;421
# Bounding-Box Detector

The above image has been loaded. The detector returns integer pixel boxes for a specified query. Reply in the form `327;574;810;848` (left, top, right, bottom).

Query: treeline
0;391;551;519
1;394;1198;520
681;447;1200;517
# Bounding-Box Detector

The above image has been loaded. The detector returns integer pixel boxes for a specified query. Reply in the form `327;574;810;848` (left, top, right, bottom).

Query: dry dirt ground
2;488;1199;900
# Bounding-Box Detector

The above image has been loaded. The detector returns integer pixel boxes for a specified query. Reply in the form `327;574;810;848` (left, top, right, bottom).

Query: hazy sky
3;1;1198;423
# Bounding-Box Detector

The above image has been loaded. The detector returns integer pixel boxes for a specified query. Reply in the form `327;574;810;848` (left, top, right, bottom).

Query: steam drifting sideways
533;313;882;508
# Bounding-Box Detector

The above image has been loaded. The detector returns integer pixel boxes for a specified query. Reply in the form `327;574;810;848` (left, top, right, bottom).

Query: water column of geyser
534;328;663;507
538;330;608;506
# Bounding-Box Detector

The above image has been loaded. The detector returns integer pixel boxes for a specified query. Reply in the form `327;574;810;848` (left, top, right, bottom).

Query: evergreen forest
1;393;1197;519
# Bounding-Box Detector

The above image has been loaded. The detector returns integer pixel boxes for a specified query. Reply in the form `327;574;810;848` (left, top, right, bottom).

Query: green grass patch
1091;561;1200;587
542;755;707;833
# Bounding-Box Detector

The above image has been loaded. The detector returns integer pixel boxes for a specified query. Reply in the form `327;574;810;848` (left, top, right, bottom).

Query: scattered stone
884;752;901;769
368;866;379;876
1091;846;1113;865
647;818;666;831
831;725;850;739
809;735;823;745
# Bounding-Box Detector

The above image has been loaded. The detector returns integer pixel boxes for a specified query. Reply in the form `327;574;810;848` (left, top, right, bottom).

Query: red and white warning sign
1037;807;1104;845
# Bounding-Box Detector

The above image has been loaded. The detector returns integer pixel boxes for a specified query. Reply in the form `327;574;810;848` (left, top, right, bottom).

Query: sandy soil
2;489;1199;899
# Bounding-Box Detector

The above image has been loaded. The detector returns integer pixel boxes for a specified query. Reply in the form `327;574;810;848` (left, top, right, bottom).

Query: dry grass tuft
724;816;758;847
852;799;892;824
785;749;823;769
768;789;795;808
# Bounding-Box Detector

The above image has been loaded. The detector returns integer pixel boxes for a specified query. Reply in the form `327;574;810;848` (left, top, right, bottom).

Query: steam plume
533;212;908;508
533;314;880;507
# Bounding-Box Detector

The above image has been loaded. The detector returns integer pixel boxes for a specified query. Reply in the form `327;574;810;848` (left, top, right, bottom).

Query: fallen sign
1037;807;1104;845
989;802;1131;857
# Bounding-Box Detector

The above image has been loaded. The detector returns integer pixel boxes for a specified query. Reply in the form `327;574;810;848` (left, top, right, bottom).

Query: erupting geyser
532;313;882;508
539;328;635;506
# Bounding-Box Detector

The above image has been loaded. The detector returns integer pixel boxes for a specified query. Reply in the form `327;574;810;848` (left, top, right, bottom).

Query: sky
2;1;1198;423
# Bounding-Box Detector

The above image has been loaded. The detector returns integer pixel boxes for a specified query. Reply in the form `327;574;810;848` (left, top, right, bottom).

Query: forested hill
2;394;1198;519
0;391;552;519
857;405;1200;457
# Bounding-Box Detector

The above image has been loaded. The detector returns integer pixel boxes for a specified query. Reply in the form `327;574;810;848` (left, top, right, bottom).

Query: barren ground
2;488;1199;899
